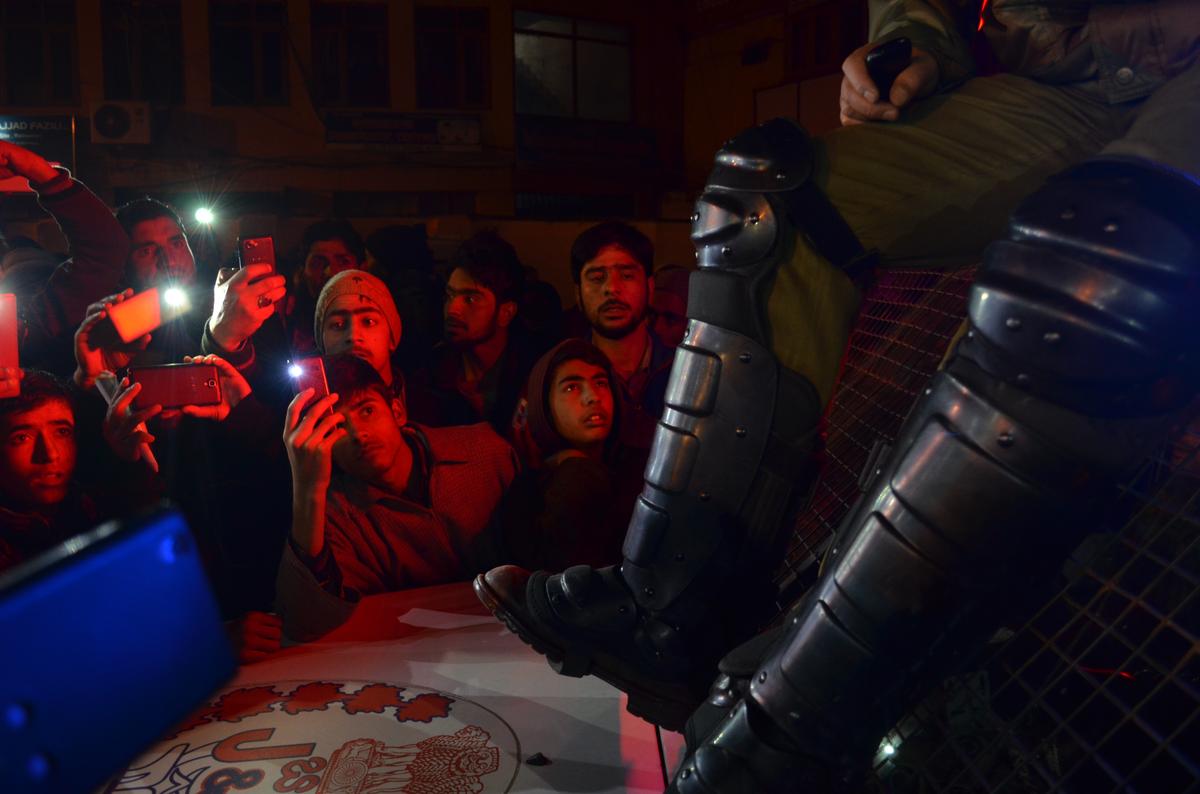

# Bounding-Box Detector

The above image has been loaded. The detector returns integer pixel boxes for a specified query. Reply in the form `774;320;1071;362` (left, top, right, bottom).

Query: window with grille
102;0;184;104
210;0;288;106
311;2;389;107
513;11;630;123
414;6;489;111
0;1;78;106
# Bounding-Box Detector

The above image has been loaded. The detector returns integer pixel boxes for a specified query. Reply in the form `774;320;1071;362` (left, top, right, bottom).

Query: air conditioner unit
91;101;151;144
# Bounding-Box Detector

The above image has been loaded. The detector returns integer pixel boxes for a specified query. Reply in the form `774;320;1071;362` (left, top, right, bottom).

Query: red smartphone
129;363;221;410
0;294;18;398
289;356;329;400
289;356;333;417
98;287;190;346
238;236;277;274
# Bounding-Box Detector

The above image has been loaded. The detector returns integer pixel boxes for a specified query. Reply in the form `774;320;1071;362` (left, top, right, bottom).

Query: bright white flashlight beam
163;287;188;308
288;364;303;378
194;207;215;224
882;743;896;757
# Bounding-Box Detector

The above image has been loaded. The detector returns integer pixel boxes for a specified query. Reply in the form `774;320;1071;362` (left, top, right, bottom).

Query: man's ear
391;396;407;427
497;299;518;329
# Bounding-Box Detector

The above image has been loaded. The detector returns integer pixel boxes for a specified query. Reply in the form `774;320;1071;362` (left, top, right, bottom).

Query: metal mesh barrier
774;267;976;604
769;266;1200;792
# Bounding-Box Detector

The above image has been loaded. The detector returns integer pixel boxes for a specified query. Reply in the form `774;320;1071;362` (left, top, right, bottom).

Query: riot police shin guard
475;119;868;729
671;158;1200;790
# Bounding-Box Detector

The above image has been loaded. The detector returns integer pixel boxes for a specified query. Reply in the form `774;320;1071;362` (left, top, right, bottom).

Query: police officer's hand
840;42;938;126
207;264;287;352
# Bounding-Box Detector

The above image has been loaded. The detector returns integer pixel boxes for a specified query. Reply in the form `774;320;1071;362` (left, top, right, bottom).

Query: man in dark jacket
0;142;129;375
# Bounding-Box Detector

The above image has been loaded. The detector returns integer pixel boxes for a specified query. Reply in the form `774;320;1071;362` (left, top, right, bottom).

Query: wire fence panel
770;266;1200;793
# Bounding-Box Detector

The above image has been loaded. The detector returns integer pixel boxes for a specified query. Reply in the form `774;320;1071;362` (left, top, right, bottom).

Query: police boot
475;119;870;730
669;157;1200;790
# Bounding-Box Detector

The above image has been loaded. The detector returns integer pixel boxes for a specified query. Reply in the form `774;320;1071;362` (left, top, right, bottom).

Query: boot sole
473;574;699;732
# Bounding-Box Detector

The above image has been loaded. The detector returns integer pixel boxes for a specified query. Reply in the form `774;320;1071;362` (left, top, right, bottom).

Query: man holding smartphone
276;355;517;640
109;198;286;373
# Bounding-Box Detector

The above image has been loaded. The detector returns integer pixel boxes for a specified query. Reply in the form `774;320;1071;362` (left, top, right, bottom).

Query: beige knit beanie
313;269;402;351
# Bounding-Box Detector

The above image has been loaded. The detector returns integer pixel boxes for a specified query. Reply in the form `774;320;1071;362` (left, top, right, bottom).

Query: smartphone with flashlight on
288;356;332;417
93;287;191;347
0;293;19;398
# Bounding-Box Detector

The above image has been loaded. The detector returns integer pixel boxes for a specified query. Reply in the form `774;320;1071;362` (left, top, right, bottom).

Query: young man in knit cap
275;354;518;640
313;269;405;392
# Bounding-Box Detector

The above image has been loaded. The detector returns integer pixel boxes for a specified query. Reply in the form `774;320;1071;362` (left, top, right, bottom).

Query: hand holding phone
176;354;252;422
73;289;154;390
129;363;222;411
865;37;912;103
208;246;287;351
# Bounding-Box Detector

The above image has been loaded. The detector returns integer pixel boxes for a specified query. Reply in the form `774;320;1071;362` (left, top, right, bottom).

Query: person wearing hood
501;339;641;572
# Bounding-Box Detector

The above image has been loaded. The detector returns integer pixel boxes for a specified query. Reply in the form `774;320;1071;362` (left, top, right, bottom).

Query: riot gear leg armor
475;119;869;729
671;158;1200;791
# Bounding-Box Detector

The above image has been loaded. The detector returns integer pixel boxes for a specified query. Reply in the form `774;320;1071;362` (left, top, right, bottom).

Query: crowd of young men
0;137;686;659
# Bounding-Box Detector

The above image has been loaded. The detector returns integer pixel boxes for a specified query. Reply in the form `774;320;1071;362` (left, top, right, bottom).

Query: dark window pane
514;31;572;116
346;29;387;105
462;34;487;107
312;29;341;104
211;26;254;104
313;5;340;26
259;31;285;102
50;32;75;102
103;27;134;99
255;3;284;23
576;40;629;121
416;29;458;108
345;5;385;26
211;4;250;23
415;7;455;29
6;32;44;105
459;8;487;31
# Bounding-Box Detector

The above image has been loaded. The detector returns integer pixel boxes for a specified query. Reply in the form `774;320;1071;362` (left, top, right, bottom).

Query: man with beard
286;219;365;352
570;222;674;450
419;231;541;434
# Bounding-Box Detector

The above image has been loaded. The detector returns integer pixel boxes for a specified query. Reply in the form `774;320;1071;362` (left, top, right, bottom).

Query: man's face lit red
549;358;614;451
578;244;651;340
444;268;511;348
302;239;360;297
321;294;397;382
332;390;406;483
0;399;76;509
127;216;196;290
